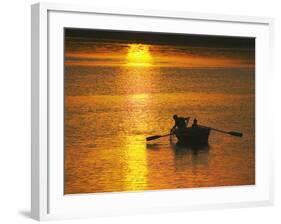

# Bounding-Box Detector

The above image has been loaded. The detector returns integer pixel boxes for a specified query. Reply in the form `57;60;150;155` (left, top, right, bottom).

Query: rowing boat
174;125;211;146
146;121;242;145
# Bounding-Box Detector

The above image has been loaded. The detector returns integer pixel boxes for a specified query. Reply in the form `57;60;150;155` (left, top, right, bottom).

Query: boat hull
174;126;211;146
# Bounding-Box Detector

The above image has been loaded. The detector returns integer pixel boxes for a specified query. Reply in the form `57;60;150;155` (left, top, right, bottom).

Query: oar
201;126;243;137
146;133;173;141
146;126;243;141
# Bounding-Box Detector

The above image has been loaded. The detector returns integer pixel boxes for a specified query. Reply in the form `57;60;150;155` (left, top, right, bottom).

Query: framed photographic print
31;2;274;221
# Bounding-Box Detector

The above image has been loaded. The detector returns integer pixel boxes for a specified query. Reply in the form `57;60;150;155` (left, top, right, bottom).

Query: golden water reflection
64;66;255;194
123;136;148;191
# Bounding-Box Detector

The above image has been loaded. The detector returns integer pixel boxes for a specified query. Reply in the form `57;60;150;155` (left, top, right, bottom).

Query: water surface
64;66;255;194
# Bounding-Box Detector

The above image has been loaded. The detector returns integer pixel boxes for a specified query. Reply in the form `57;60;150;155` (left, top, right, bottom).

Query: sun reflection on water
123;136;148;191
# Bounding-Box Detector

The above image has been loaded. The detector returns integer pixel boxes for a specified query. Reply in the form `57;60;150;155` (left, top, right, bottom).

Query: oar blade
146;135;162;141
228;131;243;137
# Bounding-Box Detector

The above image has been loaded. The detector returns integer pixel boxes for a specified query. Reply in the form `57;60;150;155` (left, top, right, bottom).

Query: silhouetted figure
170;115;190;134
192;118;198;128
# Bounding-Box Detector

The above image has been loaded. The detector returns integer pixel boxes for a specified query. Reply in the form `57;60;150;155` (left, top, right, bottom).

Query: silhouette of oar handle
201;126;243;137
146;133;172;141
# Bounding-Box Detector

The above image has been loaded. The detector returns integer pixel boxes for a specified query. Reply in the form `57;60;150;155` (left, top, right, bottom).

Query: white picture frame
31;2;274;221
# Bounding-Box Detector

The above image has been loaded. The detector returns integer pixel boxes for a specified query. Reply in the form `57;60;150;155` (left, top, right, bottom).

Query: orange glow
65;44;254;69
126;44;153;67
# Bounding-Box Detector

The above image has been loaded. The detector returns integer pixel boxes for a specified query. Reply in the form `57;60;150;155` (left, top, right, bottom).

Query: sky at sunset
65;28;255;68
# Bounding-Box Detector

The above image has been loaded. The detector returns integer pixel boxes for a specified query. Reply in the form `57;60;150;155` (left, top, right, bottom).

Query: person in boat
192;118;198;128
170;115;190;134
